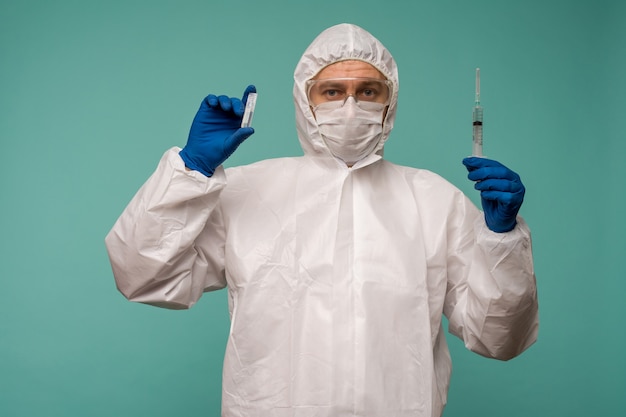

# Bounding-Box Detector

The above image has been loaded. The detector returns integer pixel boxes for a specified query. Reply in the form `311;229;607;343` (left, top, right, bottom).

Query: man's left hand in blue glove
462;157;526;233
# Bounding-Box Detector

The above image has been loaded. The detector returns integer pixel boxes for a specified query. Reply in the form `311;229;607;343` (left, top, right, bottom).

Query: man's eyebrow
359;80;384;87
314;79;383;89
314;80;348;88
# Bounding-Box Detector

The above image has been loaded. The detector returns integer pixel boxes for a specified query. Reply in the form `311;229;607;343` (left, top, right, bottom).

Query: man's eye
324;89;343;99
358;88;379;100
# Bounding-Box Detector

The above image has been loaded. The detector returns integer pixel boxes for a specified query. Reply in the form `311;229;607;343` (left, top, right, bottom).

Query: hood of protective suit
293;23;399;163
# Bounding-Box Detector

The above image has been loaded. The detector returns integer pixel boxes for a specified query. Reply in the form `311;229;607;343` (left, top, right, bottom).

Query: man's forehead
314;60;385;80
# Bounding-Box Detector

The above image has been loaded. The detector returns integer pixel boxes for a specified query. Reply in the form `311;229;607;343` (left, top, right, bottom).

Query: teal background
1;0;624;415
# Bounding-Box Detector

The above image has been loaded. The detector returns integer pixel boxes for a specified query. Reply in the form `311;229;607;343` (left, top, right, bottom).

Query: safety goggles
306;77;393;108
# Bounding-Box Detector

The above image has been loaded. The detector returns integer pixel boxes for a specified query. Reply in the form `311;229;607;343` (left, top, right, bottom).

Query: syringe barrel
473;105;483;122
472;122;483;156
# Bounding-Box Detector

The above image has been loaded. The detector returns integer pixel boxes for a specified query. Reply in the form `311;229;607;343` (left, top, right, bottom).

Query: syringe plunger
472;68;483;157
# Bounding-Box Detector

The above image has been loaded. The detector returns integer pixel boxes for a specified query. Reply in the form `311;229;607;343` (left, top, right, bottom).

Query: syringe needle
475;68;480;103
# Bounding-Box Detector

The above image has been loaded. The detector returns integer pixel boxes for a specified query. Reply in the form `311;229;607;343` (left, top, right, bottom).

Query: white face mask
313;98;385;165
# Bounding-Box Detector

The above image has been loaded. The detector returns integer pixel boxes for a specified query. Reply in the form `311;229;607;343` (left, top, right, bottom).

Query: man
106;23;538;417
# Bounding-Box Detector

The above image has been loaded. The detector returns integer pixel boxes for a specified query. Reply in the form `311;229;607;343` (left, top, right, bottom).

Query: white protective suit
106;23;538;417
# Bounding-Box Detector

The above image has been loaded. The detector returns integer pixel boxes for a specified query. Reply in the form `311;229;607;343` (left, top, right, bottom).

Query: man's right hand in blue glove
179;85;256;177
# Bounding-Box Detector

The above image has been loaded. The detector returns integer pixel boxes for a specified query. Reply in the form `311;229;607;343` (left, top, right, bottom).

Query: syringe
472;68;483;157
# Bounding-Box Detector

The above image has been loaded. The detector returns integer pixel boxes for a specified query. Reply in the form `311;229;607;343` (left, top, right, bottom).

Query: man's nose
342;96;359;116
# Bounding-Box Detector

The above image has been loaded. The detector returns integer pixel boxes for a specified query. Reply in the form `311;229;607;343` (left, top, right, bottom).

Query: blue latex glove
179;85;256;176
462;157;525;233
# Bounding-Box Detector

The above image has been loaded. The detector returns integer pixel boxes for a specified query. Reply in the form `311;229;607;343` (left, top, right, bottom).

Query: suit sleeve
444;194;539;361
105;148;228;310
